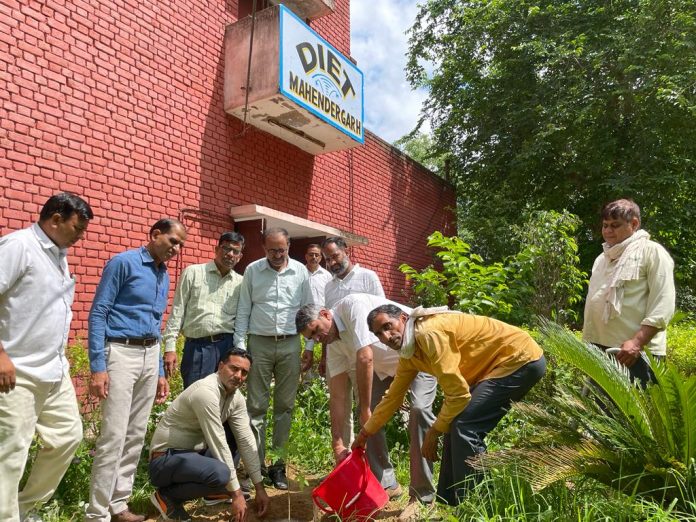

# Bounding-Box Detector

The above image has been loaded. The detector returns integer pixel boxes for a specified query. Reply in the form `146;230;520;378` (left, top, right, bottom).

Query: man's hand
318;350;327;378
89;371;110;400
617;339;643;368
421;427;443;462
163;351;177;378
0;350;16;393
155;377;170;404
301;350;314;373
351;428;369;452
229;488;248;522
254;482;270;517
333;444;350;464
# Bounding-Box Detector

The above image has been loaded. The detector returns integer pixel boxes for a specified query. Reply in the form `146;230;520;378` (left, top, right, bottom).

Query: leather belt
189;333;230;343
256;333;296;341
107;337;159;347
150;450;167;461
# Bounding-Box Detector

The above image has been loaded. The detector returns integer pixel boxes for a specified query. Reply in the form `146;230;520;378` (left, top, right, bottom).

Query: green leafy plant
477;321;696;512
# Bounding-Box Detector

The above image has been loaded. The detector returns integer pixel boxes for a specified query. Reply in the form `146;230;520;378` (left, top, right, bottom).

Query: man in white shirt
296;294;437;506
0;192;93;522
583;199;675;384
301;244;332;373
233;228;312;490
149;348;270;522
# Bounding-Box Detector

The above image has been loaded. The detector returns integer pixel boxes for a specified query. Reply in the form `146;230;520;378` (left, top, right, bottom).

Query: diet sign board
279;5;364;143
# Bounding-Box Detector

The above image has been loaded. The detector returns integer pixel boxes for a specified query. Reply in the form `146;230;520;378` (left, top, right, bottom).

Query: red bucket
312;448;389;520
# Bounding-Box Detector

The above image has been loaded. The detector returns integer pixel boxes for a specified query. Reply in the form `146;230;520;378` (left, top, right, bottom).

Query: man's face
264;233;289;270
47;212;90;249
602;217;639;247
214;241;243;272
305;246;322;271
149;224;186;265
370;312;408;351
218;355;251;393
322;243;350;277
300;310;339;345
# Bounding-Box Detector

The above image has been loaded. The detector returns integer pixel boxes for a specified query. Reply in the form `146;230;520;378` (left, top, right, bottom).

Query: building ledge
230;204;368;246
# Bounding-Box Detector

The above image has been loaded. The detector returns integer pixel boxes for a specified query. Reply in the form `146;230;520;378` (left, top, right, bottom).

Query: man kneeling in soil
149;348;270;521
353;305;546;505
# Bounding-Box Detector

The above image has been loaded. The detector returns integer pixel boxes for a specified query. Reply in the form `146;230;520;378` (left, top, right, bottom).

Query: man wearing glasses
301;243;332;373
162;232;246;388
234;228;312;490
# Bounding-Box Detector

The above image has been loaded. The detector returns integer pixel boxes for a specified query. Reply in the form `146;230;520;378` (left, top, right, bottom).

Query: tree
407;0;696;292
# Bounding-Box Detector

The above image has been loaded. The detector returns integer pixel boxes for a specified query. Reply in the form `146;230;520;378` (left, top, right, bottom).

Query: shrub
667;320;696;376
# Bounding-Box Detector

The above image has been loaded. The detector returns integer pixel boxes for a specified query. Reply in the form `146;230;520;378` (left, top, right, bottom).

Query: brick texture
0;0;456;341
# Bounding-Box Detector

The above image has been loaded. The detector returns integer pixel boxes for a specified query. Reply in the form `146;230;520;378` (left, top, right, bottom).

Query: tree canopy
406;0;696;298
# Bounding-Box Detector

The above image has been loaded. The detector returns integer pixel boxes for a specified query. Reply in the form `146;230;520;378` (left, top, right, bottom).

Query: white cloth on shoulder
400;305;461;359
601;229;650;323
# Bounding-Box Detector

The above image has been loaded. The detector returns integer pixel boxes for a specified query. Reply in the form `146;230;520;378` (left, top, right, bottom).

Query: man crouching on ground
353;305;546;506
149;348;270;521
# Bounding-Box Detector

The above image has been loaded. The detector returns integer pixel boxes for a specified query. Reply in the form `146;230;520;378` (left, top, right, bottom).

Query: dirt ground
143;470;407;522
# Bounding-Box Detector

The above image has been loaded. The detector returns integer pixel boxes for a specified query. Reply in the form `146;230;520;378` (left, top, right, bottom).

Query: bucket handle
342;447;371;510
311;448;371;514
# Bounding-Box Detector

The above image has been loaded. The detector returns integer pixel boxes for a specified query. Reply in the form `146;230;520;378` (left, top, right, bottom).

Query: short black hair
219;231;245;247
367;304;404;332
149;218;184;235
263;227;289;241
221;347;253;365
601;199;641;225
305;243;321;252
39;192;93;222
321;236;347;250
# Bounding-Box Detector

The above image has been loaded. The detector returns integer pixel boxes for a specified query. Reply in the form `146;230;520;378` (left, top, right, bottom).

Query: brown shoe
386;483;403;500
111;509;145;522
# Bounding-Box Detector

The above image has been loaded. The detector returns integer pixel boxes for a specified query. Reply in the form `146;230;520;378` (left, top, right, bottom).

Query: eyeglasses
306;253;321;258
220;246;243;255
266;248;287;255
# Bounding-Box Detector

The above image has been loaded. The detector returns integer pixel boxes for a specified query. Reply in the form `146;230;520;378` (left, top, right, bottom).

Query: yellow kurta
364;313;543;434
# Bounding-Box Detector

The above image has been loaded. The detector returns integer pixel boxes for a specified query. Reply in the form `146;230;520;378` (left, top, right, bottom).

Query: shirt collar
206;260;233;277
139;246;166;270
32;223;66;258
334;263;359;282
261;258;296;274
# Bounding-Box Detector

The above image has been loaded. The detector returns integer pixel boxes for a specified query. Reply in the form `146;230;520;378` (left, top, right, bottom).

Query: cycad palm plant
477;321;696;509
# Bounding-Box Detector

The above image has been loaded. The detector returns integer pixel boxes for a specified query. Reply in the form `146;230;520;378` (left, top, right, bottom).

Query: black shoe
261;466;273;487
268;466;289;490
150;490;191;521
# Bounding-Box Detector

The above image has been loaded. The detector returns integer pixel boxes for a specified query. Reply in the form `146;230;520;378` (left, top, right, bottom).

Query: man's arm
161;267;193;376
329;371;351;462
0;237;28;393
355;345;374;426
233;270;253;350
88;256;125;400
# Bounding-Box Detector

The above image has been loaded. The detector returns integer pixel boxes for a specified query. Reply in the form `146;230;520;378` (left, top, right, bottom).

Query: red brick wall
0;0;456;340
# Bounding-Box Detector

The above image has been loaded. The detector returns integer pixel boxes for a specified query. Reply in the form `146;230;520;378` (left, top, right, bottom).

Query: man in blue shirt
86;218;186;522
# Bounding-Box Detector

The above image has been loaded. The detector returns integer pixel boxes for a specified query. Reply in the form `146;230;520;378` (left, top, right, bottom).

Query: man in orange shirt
353;306;546;505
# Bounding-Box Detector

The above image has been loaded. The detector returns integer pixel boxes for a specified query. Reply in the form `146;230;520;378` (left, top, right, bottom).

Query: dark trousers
437;356;547;505
149;449;231;502
181;333;235;389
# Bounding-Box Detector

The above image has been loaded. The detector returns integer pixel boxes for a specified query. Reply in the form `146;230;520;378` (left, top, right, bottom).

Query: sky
350;0;429;144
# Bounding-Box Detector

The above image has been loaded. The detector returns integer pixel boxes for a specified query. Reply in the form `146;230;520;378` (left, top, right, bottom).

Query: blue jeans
437;356;547;505
181;333;235;389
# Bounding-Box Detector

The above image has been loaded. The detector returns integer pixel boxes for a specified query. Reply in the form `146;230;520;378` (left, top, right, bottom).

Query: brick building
0;0;455;339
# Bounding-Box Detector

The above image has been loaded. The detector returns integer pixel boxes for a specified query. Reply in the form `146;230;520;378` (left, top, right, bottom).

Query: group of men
0;193;675;522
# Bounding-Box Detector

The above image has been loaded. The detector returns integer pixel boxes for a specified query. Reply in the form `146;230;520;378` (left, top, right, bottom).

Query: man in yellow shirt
353;306;545;505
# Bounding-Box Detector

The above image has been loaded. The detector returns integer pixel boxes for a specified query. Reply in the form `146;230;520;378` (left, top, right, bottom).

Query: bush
667;320;696;376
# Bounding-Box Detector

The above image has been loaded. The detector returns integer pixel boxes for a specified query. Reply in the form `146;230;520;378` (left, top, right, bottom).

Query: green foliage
479;322;696;512
406;0;696;292
401;210;587;325
393;131;452;177
667;321;696;376
287;379;334;473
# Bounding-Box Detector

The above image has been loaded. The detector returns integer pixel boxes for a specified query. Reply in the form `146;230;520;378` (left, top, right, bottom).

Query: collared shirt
583;240;675;356
149;373;262;492
331;294;410;380
308;265;332;306
324;264;384;308
88;246;169;373
364;313;543;435
162;262;243;352
305;265;332;351
0;224;74;381
233;257;312;349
